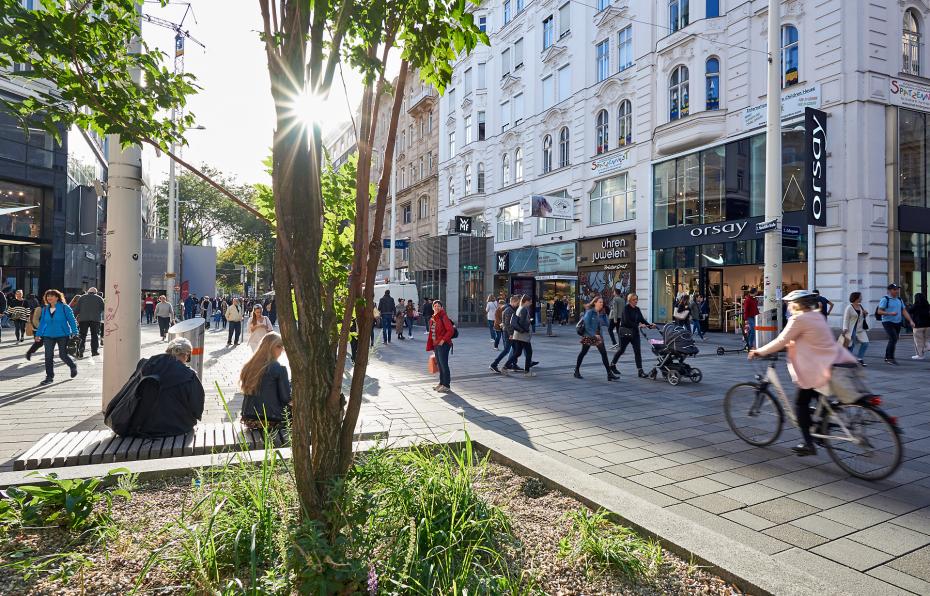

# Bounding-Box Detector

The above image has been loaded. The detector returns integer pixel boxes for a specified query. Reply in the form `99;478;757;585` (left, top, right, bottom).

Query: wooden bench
14;421;388;471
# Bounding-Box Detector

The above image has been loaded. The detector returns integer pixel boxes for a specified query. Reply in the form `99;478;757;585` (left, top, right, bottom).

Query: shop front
410;235;448;307
577;232;636;313
536;241;578;322
494;246;537;301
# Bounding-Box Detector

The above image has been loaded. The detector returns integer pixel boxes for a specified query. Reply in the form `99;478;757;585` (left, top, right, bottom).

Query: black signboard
652;211;809;249
496;252;510;273
454;216;473;235
804;107;827;227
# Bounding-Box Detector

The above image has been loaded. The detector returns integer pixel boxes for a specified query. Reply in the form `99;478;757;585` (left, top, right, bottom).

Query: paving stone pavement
364;324;930;594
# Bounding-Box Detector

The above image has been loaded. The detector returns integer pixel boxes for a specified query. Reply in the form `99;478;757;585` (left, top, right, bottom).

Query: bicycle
723;356;903;481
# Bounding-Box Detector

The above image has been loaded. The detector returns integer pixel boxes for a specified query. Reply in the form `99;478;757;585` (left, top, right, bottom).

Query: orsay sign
688;220;748;240
804;107;827;227
652;213;809;249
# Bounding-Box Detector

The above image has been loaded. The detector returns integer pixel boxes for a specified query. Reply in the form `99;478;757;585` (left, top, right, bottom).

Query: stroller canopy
662;323;700;355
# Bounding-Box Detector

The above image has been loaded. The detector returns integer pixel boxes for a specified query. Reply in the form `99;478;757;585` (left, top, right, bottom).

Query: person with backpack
34;289;79;385
876;283;915;365
24;294;45;361
610;293;655;378
377;290;396;344
508;295;537;377
491;295;520;373
742;288;760;348
240;332;291;429
574;296;620;381
76;287;105;358
908;293;930;360
426;299;454;393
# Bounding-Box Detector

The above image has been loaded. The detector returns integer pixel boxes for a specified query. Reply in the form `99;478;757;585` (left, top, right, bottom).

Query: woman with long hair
246;304;274;352
909;292;930;360
34;289;78;385
240;332;291;429
574;296;619;381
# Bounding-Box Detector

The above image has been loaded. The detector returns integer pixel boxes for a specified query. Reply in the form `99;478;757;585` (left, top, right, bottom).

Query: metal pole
388;149;397;282
166;123;177;307
807;224;815;291
102;3;143;410
763;0;783;332
254;259;259;297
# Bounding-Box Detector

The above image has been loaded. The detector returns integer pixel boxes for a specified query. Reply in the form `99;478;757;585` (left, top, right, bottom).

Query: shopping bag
428;353;438;374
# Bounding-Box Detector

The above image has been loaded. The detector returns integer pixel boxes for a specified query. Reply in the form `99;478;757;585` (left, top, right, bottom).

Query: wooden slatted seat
14;421;388;471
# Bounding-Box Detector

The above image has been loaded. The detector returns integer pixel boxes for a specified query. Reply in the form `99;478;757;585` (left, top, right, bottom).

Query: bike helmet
783;289;821;309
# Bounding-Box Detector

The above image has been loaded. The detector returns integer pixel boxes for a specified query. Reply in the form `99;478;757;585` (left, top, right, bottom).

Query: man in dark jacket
491;295;520;373
377;290;396;344
0;289;6;342
76;287;105;358
133;338;205;437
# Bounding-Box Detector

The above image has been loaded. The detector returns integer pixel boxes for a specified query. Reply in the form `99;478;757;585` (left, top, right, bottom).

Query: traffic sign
383;239;410;249
755;219;778;234
782;225;801;236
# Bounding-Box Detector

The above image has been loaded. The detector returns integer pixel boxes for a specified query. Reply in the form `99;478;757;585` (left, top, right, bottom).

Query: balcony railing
407;88;437;113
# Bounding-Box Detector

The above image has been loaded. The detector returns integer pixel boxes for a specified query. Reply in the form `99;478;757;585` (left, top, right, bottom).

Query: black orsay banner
804;107;827;227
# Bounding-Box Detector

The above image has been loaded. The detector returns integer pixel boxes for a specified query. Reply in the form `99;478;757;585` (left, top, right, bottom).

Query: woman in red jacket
426;300;454;393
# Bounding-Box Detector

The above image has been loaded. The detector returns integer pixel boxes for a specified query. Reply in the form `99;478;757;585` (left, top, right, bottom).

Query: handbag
428;353;438;374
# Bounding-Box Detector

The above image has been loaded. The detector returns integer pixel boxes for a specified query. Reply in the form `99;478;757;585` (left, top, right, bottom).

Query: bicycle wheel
724;383;784;446
821;404;903;481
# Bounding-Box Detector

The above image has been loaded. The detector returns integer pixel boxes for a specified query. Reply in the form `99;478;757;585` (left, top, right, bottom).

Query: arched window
782;25;799;88
448;177;455;205
904;9;921;76
464;164;473;195
477;162;486;193
515;147;524;182
618;100;632;146
706;57;720;110
595;109;609;154
559;127;570;168
502;153;512;186
669;65;689;121
542;135;553;173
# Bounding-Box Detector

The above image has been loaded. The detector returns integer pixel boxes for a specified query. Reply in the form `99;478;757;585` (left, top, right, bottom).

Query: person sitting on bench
239;332;291;430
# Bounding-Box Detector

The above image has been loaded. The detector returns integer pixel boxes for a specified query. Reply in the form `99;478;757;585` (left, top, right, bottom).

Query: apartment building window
449;130;456;157
402;203;412;224
543;15;554;49
477;162;486;192
502;153;512;186
428;151;433;171
478;15;487;33
597;0;610;10
400;169;405;189
448;178;455;205
595;109;609;154
558;64;571;101
669;65;689;121
449;87;455;110
515;147;524;182
782;25;799;88
618;99;632;146
904;10;921;76
477;111;486;140
428;110;433;132
538;190;572;234
464;67;472;95
514;93;525;124
542;74;555;109
419;156;425;178
418;196;429;219
464;115;473;144
497;204;523;241
596;40;610;82
707;0;719;18
516;0;524;11
502;48;511;77
543;135;553;173
559;127;570;168
464;164;473;194
706;57;720;110
590;172;635;226
504;0;512;24
477;62;487;89
618;26;633;71
514;38;524;69
409;164;415;184
399;131;406;152
501;100;510;132
559;2;571;38
669;0;688;33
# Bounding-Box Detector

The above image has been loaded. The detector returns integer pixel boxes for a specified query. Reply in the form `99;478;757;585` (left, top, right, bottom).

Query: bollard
754;310;778;350
168;317;205;379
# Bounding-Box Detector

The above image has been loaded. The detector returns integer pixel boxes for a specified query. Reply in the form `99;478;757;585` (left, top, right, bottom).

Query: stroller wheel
689;368;703;383
667;370;682;386
716;346;725;356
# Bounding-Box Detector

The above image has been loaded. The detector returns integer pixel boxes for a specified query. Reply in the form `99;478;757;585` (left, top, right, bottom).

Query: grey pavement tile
775;548;913;596
721;509;778;531
762;524;829;549
848;522;930;556
890;506;930;535
601;462;639;477
811;538;895;572
598;447;656;464
888;546;930;582
789;514;857;540
686;494;744;514
625;456;682;473
718;482;786;506
820;502;897;530
790;488;848;510
855;493;922;516
654;484;697;501
660;463;715;482
589;472;679;508
815;479;882;501
627;472;675;488
673;477;731;497
537;450;601;475
663;450;707;465
729;463;792;482
705;470;755;487
665;503;791;555
868;565;930;595
745;497;821;524
756;467;842;494
561;446;600;459
878;483;930;509
579;456;614;468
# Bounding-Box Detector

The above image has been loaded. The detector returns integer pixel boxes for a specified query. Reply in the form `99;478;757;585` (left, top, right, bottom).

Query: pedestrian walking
24;295;44;361
226;297;244;346
841;292;870;365
490;295;520;373
76;287;105;358
689;294;704;339
6;289;28;343
247;304;274;352
154;295;175;341
492;298;505;349
509;295;536;377
265;297;277;327
742;289;760;348
422;298;433;333
909;293;930;360
696;294;709;335
574;297;620;381
201;296;212;330
485;294;499;346
144;293;155;324
813;289;835;319
673;295;692;327
426;299;454;393
609;293;655;378
34;289;78;385
394;298;406;340
608;291;625;349
404;299;416;339
377;290;396;344
0;289;7;342
240;332;291;430
220;297;228;329
876;283;915;365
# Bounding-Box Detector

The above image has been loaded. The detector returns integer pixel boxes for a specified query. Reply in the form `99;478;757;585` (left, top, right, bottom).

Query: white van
373;282;419;307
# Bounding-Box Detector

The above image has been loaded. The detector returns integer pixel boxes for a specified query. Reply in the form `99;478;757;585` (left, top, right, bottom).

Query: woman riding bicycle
748;289;857;456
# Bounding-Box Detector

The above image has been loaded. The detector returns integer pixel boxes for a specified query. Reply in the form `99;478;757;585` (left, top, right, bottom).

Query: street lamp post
166;125;204;312
763;0;784;336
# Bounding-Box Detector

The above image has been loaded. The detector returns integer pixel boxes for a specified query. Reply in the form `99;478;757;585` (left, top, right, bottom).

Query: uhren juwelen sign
805;107;827;227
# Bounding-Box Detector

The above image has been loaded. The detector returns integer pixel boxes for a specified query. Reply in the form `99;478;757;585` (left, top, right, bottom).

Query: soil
1;463;743;595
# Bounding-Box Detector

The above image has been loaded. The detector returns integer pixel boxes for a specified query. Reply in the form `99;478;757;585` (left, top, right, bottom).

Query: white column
166;122;177;307
389;150;397;281
763;0;783;332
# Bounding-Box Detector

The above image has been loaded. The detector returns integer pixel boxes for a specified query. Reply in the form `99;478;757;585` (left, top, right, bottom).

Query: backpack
875;296;900;322
104;358;162;437
576;317;586;336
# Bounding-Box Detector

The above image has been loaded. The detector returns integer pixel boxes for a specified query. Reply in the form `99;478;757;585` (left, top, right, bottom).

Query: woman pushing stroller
610;294;656;378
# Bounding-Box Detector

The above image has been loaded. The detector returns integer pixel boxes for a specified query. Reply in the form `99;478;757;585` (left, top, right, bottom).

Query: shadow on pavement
437;390;534;449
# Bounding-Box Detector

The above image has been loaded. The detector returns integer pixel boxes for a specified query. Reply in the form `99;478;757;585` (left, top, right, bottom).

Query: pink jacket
754;310;856;389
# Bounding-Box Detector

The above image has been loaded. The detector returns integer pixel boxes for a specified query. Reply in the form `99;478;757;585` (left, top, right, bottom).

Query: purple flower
367;563;378;595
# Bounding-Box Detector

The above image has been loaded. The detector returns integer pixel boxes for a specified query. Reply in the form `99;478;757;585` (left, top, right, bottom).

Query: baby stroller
644;323;702;385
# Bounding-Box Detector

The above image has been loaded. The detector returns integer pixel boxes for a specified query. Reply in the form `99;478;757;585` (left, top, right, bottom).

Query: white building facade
436;0;930;330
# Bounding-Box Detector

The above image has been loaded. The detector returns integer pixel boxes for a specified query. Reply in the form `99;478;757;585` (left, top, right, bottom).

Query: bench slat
15;433;56;471
101;435;128;463
183;432;196;457
203;423;217;454
52;431;91;467
87;431;116;465
67;431;104;466
33;433;75;469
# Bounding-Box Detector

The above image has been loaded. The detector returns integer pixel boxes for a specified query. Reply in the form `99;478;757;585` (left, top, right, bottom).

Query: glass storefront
901;232;929;300
898;108;930;301
0;244;42;296
0;180;45;238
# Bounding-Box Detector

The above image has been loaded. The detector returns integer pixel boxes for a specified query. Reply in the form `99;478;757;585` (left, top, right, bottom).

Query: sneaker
610;365;621;376
912;355;922;360
529;361;540;369
610;343;619;350
791;443;817;456
433;384;442;390
25;350;32;361
524;371;536;378
70;366;78;378
885;359;899;366
490;364;501;374
858;359;866;366
39;377;53;386
573;370;583;379
436;385;450;393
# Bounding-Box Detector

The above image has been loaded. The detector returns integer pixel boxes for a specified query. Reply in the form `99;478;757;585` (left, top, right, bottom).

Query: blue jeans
849;337;869;360
691;320;703;339
405;316;414;337
883;322;901;360
43;336;75;380
746;318;756;348
486;319;496;341
381;316;393;343
492;336;512;367
434;343;451;388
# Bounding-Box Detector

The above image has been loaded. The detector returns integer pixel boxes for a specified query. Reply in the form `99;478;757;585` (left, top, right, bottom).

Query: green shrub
558;507;663;582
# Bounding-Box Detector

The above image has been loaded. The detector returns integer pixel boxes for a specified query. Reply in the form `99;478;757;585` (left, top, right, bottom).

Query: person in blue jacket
34;289;78;385
574;296;620;381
